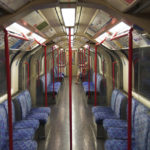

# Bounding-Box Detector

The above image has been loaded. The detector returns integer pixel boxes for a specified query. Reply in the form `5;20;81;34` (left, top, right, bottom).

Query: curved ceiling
0;0;150;50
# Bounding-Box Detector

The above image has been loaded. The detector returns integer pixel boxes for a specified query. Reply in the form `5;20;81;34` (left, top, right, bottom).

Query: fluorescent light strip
109;22;130;36
61;8;75;27
6;23;30;35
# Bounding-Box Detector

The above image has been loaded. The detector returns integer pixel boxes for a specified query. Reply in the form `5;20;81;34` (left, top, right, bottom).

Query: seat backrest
0;105;8;149
134;104;150;150
110;89;119;110
16;92;28;119
2;100;16;125
13;98;22;121
114;92;127;118
92;72;95;84
40;73;51;92
23;90;32;112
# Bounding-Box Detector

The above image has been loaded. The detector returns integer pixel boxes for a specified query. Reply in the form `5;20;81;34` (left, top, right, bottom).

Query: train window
133;47;150;99
0;50;7;97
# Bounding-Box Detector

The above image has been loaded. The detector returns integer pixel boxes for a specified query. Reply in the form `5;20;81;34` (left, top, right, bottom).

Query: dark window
0;50;7;96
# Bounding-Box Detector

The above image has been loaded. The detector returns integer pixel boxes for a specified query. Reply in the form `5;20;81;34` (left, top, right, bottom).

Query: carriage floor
38;78;104;150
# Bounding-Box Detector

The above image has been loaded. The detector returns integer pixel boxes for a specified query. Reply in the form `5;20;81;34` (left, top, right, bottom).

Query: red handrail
84;48;86;81
52;46;55;99
88;46;90;98
4;29;13;150
94;39;106;106
8;32;29;41
128;28;133;150
69;27;72;150
112;61;117;89
57;48;59;81
34;40;47;106
25;62;30;89
94;45;97;106
111;33;128;41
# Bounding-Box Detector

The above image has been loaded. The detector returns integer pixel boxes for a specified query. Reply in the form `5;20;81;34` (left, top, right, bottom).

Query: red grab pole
94;46;97;106
52;46;55;99
128;28;133;150
80;51;82;73
44;46;48;107
82;50;83;75
4;29;13;150
88;46;90;98
83;48;86;81
25;62;30;89
112;61;117;89
69;27;72;150
57;48;59;81
60;51;61;74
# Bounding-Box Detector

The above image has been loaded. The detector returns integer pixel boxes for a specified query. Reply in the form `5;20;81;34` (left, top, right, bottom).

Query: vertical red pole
128;28;133;150
37;60;40;86
80;51;81;73
94;46;97;106
103;60;105;79
25;62;30;89
44;46;48;107
57;48;59;81
60;51;61;74
88;46;90;98
52;47;55;99
82;50;83;75
84;48;86;81
112;61;117;89
69;27;72;150
4;29;13;150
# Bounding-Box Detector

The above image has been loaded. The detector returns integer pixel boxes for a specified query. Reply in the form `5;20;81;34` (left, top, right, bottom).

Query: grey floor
38;78;104;150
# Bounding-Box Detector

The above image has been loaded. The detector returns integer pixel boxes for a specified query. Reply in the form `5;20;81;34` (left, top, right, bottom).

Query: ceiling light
6;22;30;35
95;32;108;43
30;33;46;43
109;21;130;36
84;44;89;49
66;28;74;35
61;8;75;27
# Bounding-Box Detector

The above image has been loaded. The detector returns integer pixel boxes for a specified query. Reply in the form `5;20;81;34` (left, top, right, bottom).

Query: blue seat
23;90;51;115
3;140;37;150
0;105;35;143
2;100;39;130
105;140;137;150
40;73;61;94
93;91;127;124
103;98;138;130
105;104;150;150
16;92;49;124
92;89;119;114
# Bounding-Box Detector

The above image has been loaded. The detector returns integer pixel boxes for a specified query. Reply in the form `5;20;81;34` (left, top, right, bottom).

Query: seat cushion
14;119;39;130
26;113;49;124
92;106;113;114
103;119;127;130
105;139;137;150
107;127;135;140
82;82;93;87
30;107;51;115
4;140;37;150
6;128;35;140
94;112;117;124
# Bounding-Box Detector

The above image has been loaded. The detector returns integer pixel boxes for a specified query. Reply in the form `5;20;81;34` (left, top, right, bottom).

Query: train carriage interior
0;0;150;150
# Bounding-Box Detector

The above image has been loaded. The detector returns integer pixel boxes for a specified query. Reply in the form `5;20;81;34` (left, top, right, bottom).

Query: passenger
75;62;88;84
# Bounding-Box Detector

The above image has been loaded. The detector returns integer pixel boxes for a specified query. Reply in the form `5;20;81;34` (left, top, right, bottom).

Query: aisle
43;78;98;150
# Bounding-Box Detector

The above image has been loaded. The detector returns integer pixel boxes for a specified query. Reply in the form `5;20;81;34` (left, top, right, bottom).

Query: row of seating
0;90;51;150
53;66;65;81
40;73;62;94
82;72;105;95
92;89;150;150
